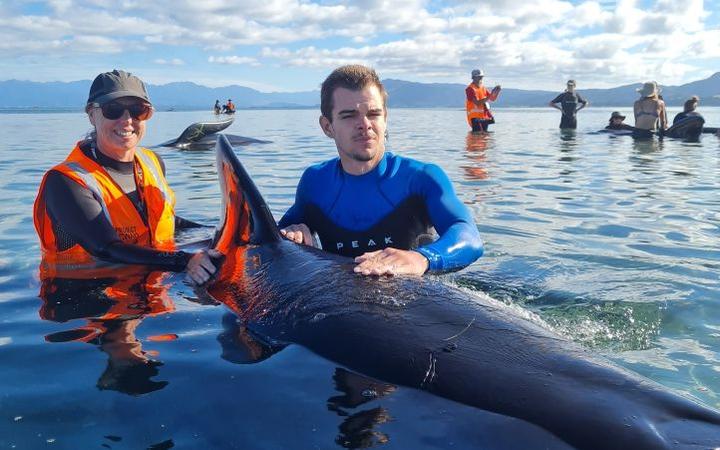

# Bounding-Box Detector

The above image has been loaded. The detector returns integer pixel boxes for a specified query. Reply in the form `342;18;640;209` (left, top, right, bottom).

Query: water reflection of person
462;132;490;181
328;368;396;449
39;269;174;396
630;134;662;172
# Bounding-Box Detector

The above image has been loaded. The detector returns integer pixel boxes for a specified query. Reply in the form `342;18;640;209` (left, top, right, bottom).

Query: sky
1;0;719;92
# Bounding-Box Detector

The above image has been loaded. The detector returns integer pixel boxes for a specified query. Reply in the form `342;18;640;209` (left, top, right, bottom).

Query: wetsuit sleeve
551;93;563;104
412;164;483;272
44;171;193;271
577;93;588;104
278;169;310;229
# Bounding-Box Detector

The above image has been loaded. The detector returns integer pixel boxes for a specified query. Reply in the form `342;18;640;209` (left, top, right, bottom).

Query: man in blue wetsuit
279;64;483;276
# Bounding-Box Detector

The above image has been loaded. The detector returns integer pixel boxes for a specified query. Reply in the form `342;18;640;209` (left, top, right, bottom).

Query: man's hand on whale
280;224;315;246
280;224;428;276
354;248;429;276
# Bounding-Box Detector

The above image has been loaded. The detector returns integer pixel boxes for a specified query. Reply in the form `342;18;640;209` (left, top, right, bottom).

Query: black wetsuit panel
305;196;433;258
551;92;587;129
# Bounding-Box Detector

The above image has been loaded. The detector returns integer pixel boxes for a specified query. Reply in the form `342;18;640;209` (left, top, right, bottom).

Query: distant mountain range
1;73;719;110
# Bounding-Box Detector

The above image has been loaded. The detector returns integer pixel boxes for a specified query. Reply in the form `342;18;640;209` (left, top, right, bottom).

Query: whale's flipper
157;118;234;148
212;134;281;251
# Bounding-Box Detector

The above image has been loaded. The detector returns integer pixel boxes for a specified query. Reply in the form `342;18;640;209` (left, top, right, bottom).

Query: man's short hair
320;65;388;121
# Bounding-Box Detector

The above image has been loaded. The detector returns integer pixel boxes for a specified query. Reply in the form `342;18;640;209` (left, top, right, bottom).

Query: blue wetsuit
278;152;483;273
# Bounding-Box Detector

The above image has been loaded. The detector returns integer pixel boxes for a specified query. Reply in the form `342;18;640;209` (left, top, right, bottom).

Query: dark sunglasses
92;101;154;121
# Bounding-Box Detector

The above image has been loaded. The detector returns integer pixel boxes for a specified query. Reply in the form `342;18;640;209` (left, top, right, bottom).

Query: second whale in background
156;117;270;150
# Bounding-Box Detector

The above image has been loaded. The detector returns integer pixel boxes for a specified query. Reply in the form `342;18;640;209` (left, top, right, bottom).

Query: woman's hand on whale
186;249;223;285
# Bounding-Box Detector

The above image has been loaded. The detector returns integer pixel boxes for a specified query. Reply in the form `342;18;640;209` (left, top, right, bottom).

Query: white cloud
155;58;185;65
71;35;129;53
208;55;260;65
570;1;612;28
0;0;717;89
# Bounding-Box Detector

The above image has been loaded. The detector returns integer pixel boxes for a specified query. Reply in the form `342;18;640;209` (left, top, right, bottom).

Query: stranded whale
156;118;270;150
206;134;720;450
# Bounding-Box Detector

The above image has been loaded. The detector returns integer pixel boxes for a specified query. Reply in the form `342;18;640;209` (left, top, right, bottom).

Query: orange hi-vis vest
466;83;495;124
33;143;176;270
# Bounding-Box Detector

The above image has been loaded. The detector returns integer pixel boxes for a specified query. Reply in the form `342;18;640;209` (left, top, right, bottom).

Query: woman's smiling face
89;97;149;160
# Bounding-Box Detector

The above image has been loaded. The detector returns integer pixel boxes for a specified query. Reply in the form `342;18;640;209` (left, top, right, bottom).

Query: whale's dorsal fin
212;134;281;251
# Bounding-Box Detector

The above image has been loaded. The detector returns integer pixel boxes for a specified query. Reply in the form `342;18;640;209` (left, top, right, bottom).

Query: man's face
567;84;575;92
320;85;387;165
473;76;484;84
611;117;623;124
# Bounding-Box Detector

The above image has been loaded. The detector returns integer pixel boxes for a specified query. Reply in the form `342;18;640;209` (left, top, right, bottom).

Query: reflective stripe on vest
62;161;113;224
135;149;171;203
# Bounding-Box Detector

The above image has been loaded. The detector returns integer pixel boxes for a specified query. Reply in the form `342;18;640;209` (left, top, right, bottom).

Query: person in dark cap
549;80;588;129
33;69;220;285
605;111;634;130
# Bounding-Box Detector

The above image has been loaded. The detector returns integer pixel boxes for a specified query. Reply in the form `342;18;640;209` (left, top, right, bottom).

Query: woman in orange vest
466;69;501;132
33;70;220;284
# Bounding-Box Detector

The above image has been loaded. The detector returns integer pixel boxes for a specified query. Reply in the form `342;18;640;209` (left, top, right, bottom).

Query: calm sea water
1;107;719;449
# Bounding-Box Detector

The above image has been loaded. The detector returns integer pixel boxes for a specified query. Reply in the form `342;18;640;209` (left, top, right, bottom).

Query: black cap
87;70;151;106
